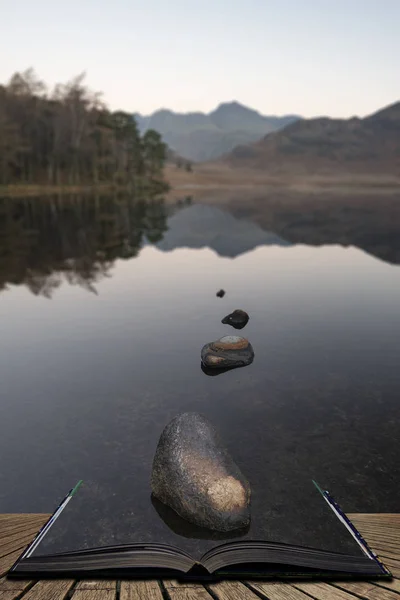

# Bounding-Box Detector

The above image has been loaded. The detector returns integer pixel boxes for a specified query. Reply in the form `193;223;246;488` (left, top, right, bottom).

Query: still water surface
0;194;399;514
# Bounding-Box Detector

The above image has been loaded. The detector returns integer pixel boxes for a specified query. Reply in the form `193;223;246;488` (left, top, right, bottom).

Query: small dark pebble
216;289;225;298
222;309;249;329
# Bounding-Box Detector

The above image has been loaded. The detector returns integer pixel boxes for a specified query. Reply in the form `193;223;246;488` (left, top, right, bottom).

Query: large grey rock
151;413;251;532
201;335;254;369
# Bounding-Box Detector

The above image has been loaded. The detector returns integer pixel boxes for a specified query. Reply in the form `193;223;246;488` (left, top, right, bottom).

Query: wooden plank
120;580;164;599
0;519;47;533
374;578;400;594
353;526;400;540
166;585;213;600
294;582;364;599
70;590;115;600
164;580;209;589
208;581;262;599
334;581;400;599
0;591;28;600
0;549;26;578
19;580;74;600
0;522;45;538
0;525;41;542
351;521;400;528
359;537;400;552
358;527;400;540
372;549;400;561
0;523;44;542
0;516;46;529
0;516;48;522
351;525;400;540
360;541;400;556
350;514;400;523
362;534;400;547
0;519;46;532
0;571;36;600
374;555;400;568
248;581;314;599
0;515;47;523
0;533;37;559
75;581;116;590
375;558;400;577
368;545;400;558
350;516;400;525
358;530;400;544
0;577;34;592
360;539;400;553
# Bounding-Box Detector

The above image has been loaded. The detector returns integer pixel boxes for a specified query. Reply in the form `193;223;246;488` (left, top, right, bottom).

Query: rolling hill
222;101;400;173
134;102;300;162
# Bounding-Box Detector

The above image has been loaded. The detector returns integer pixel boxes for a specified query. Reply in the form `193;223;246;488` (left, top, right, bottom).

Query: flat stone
222;309;249;329
151;412;251;532
201;335;254;369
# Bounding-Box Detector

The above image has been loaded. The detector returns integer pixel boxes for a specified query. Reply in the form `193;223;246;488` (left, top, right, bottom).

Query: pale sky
1;0;399;118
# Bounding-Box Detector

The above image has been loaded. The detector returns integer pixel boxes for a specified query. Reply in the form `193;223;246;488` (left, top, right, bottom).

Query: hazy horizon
1;0;399;119
133;98;397;119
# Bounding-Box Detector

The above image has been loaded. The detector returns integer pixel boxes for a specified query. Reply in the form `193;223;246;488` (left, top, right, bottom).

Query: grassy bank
0;180;170;198
165;164;400;199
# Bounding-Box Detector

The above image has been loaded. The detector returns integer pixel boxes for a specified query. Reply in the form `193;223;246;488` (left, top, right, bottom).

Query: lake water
0;193;399;516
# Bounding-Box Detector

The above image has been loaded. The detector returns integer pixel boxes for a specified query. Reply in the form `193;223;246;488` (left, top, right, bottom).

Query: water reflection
1;193;400;302
1;192;400;517
201;363;236;377
226;193;400;266
0;193;168;297
0;208;399;514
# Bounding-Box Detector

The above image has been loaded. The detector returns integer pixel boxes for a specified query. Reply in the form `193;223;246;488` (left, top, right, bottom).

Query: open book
8;480;391;580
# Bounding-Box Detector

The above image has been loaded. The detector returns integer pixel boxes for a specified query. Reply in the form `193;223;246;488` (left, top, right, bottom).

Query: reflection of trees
0;193;168;297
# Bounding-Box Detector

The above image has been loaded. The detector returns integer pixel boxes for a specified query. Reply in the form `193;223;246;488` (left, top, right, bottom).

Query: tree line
0;192;170;297
0;69;168;187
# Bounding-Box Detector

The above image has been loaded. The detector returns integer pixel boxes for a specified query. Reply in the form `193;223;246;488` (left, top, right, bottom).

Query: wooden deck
0;514;399;599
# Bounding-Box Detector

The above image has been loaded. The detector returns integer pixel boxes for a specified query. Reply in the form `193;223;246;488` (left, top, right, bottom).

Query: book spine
9;480;83;570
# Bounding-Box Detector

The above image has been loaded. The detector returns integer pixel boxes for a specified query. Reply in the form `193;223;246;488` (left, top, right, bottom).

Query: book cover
9;476;391;579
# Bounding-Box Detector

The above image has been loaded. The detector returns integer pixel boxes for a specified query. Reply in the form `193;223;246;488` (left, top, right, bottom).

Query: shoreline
0;180;170;198
2;165;400;200
165;164;400;200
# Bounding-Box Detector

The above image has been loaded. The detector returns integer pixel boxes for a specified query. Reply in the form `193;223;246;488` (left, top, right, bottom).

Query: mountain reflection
0;193;168;297
1;193;399;298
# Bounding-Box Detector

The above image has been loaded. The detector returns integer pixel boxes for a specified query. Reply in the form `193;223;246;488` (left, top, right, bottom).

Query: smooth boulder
222;309;249;329
201;335;254;369
151;412;251;532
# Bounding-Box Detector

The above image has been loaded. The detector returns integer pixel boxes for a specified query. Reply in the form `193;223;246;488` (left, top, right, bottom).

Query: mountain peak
134;103;301;162
212;101;259;115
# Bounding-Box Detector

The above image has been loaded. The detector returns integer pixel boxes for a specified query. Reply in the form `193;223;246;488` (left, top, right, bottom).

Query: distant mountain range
222;101;400;173
134;102;300;162
148;204;291;257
